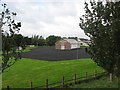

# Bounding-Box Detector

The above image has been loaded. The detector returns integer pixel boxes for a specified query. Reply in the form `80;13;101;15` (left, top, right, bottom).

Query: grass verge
22;46;38;52
71;75;119;88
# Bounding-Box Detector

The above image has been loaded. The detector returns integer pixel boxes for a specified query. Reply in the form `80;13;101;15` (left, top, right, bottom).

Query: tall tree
31;35;45;46
46;35;61;46
23;36;32;45
0;3;21;72
79;0;120;79
13;34;26;49
31;35;39;46
38;36;45;46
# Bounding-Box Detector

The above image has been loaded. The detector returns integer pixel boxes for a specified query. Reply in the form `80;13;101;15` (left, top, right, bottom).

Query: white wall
71;43;80;49
78;41;89;47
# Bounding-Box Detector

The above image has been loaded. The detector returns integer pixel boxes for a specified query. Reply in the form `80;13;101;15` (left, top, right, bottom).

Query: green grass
22;46;54;53
0;46;37;54
2;58;103;88
22;46;38;52
71;75;119;88
80;46;89;48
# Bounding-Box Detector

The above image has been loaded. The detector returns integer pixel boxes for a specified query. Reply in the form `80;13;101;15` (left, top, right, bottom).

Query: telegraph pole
0;13;2;90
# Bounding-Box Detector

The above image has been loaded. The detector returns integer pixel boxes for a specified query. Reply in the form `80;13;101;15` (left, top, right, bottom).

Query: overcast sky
1;0;94;39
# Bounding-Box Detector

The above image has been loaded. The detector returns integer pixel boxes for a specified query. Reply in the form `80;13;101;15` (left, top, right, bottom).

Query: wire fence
6;70;107;89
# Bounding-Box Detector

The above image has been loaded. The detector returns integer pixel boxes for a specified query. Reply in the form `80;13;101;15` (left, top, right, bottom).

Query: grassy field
80;46;89;48
22;46;38;52
71;75;119;88
2;58;103;88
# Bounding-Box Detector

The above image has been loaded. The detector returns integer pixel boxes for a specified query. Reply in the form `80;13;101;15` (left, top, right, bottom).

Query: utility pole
0;4;3;53
0;17;2;90
0;18;2;52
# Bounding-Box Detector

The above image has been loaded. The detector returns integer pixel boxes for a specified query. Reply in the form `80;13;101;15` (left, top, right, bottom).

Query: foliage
38;36;45;46
79;1;120;76
13;34;26;49
2;58;103;88
68;37;78;40
31;35;45;46
22;46;38;53
71;75;119;88
46;35;61;46
23;36;32;46
0;3;21;72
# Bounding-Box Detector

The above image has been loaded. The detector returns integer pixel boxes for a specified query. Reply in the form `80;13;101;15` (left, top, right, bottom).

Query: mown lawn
2;58;103;88
22;46;38;52
71;75;119;88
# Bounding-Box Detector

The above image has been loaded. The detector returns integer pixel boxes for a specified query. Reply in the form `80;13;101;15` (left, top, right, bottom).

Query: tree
38;36;45;46
31;35;45;46
68;37;78;40
23;36;32;45
13;34;26;49
46;35;61;46
79;1;120;79
31;35;39;46
0;3;21;72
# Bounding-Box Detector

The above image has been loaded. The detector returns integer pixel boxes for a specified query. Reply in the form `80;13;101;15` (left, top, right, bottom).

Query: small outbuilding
78;38;91;46
55;39;80;50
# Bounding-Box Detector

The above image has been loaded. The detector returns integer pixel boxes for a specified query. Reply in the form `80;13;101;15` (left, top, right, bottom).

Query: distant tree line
14;34;61;47
12;34;85;47
68;37;78;40
16;35;84;47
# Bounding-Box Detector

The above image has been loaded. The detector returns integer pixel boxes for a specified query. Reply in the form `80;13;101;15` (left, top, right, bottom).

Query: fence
6;70;107;89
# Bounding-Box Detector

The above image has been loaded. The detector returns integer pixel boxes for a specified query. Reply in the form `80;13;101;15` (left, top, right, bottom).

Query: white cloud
1;0;89;39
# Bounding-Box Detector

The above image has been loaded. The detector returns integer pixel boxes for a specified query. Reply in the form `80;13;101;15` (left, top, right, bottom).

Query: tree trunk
109;73;113;82
0;24;2;73
0;22;2;52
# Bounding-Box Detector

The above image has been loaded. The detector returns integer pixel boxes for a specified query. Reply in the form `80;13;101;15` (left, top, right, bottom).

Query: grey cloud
2;0;89;39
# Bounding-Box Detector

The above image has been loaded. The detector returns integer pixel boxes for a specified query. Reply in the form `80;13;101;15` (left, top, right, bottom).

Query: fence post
86;72;88;80
94;70;97;78
7;85;9;90
30;81;33;90
62;76;64;87
74;74;77;84
46;79;48;89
